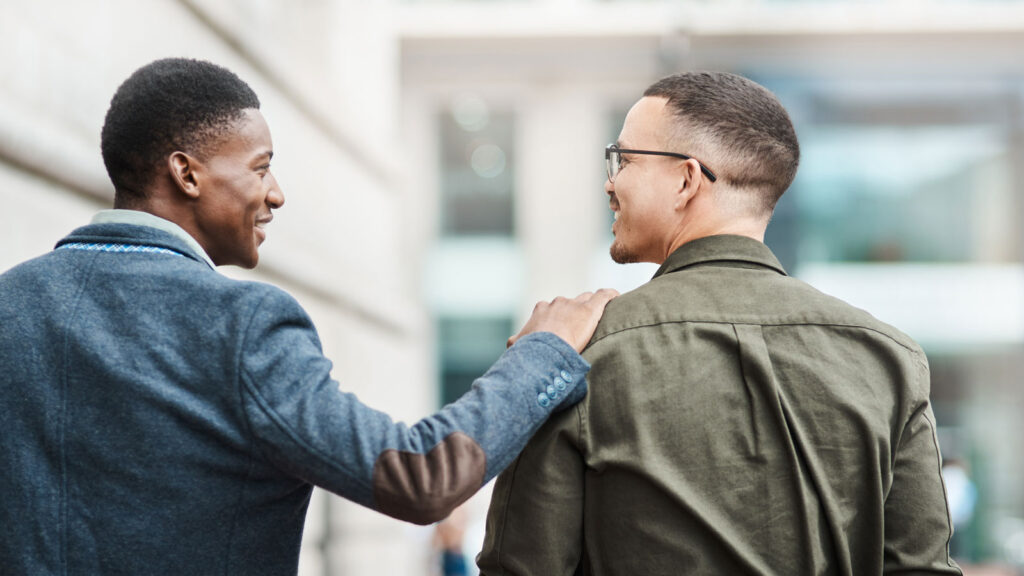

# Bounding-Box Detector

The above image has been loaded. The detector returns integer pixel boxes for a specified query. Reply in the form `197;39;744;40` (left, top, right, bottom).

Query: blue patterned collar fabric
90;210;215;268
56;242;186;258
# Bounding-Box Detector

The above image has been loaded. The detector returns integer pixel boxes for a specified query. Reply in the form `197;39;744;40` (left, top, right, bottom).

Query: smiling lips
255;215;273;241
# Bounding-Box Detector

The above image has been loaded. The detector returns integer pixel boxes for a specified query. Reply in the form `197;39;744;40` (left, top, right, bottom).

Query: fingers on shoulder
571;291;594;303
538;288;619;310
583;287;619;309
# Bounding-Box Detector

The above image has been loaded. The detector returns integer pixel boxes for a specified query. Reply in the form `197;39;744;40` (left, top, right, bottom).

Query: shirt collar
652;234;787;279
91;210;216;269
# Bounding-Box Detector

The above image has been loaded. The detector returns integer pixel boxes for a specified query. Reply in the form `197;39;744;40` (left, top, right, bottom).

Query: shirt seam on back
591;319;919;354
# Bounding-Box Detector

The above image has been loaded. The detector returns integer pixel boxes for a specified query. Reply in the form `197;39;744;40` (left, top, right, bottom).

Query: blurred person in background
0;57;616;576
478;71;960;575
435;505;471;576
943;458;978;562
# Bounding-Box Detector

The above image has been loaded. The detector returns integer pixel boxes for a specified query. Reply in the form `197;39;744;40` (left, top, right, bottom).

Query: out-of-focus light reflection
451;93;490;132
470;143;506;178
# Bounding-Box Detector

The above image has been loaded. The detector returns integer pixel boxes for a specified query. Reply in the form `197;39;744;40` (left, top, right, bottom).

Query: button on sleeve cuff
509;332;590;412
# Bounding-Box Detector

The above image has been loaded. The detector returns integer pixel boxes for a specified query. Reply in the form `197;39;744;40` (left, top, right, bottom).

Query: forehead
619;96;671;148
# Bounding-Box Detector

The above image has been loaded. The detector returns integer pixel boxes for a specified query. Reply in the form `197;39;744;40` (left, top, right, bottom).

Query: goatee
610;240;638;264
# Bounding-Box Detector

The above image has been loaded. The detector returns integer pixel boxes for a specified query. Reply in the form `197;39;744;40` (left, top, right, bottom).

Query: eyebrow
252;150;273;163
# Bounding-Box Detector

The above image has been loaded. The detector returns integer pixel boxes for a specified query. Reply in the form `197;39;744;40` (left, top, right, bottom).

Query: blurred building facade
4;0;1024;574
0;1;434;574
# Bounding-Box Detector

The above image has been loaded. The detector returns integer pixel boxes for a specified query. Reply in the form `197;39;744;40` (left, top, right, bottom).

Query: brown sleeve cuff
372;432;486;525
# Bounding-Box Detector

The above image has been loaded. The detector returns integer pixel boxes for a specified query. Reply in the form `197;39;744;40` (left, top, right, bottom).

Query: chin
609;241;639;264
227;250;260;270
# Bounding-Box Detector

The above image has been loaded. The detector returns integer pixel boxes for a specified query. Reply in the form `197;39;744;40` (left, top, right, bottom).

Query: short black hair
101;58;260;200
644;71;799;212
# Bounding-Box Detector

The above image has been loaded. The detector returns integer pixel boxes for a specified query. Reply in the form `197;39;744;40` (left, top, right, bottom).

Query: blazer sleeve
235;287;590;525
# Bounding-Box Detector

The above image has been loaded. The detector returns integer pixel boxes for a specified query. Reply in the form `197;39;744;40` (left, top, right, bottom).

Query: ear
672;159;706;212
168;151;201;200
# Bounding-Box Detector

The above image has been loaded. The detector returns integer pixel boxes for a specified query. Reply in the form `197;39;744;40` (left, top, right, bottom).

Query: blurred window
439;96;516;236
438;316;514;406
757;79;1018;269
782;125;1010;264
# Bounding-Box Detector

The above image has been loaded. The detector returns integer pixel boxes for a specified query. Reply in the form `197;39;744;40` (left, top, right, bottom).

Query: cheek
245;184;265;216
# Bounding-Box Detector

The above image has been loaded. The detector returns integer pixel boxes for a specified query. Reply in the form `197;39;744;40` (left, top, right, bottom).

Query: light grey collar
91;210;216;269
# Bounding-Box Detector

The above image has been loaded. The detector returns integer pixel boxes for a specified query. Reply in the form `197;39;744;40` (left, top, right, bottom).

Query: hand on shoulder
508;288;619;353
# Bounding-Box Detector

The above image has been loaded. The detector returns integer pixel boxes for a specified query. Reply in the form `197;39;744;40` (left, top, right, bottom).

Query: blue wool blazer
0;222;588;576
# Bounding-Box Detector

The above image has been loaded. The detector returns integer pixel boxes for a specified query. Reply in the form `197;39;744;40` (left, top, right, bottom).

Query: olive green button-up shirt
479;235;960;576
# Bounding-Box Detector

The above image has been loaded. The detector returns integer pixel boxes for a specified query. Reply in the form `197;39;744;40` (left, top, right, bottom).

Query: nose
266;173;285;209
605;177;614;196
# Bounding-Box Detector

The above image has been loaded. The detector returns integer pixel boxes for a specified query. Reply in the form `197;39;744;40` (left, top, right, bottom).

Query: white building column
516;87;607;313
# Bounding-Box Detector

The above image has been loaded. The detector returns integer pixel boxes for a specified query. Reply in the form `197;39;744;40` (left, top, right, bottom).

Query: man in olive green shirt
478;72;960;575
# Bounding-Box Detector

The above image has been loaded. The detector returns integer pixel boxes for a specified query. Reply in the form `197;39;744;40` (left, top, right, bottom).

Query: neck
662;214;767;262
117;189;188;228
116;189;203;248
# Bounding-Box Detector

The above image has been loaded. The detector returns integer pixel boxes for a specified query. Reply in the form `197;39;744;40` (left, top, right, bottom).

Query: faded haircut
644;71;799;212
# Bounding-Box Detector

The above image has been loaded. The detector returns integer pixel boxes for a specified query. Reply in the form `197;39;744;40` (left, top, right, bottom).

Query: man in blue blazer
0;58;615;576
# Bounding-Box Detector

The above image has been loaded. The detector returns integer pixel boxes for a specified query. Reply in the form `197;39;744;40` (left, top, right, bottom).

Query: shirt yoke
589;264;922;357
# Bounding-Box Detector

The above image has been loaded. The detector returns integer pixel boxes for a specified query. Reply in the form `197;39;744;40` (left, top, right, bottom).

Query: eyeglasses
605;144;717;184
